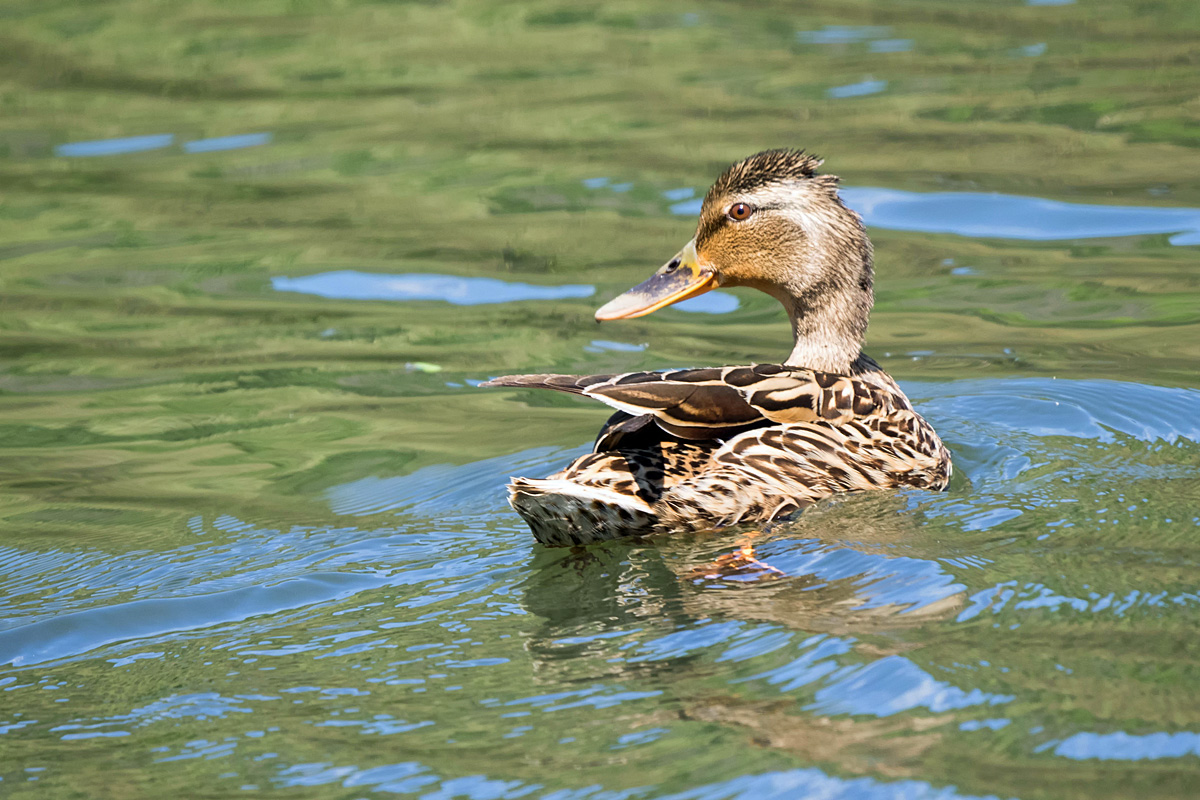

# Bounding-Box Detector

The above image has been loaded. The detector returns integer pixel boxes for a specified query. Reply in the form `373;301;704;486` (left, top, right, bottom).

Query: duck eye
727;202;754;221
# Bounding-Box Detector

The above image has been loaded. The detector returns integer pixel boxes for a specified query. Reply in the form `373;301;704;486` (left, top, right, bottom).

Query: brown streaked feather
480;373;615;394
484;365;897;439
483;362;949;542
656;411;951;529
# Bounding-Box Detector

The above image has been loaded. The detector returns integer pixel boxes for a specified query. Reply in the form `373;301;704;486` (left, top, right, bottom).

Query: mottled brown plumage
483;149;951;546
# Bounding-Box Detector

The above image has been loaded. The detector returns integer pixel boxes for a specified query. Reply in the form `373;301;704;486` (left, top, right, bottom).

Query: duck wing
481;364;898;441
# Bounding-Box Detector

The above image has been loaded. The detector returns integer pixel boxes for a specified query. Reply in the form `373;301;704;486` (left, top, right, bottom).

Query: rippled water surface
2;2;1200;798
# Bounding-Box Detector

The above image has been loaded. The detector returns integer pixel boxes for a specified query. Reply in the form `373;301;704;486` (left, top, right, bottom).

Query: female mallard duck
483;149;951;546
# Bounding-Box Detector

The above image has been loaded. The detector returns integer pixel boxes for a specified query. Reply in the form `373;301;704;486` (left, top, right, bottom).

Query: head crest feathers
707;149;830;200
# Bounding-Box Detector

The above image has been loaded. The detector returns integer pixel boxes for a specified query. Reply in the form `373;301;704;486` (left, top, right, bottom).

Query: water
2;1;1200;798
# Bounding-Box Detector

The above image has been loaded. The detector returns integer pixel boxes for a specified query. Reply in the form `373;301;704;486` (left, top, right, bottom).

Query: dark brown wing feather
483;364;897;440
480;373;615;394
593;411;656;451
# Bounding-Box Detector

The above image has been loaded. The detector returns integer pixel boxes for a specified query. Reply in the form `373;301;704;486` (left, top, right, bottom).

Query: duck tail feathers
507;477;657;546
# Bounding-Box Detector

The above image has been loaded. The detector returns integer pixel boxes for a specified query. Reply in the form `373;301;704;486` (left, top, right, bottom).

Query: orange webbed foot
689;533;786;582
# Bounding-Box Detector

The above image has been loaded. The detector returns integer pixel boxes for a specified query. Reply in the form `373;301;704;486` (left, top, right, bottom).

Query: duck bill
594;241;717;321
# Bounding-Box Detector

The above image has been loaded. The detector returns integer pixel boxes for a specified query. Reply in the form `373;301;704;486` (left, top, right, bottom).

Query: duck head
595;149;873;374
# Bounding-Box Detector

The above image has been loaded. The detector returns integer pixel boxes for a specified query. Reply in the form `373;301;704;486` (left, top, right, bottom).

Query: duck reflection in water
517;493;969;777
521;492;964;638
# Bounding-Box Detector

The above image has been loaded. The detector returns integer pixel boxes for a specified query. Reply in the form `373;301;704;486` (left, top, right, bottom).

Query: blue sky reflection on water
272;271;594;305
54;134;174;157
839;187;1200;244
585;339;647;353
827;79;889;99
808;655;1014;718
869;39;914;53
796;25;893;44
183;132;273;153
1051;730;1200;761
53;131;272;157
674;290;739;314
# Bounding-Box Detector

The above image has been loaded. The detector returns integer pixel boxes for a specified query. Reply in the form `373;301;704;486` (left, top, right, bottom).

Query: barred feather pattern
657;411;951;529
482;364;951;545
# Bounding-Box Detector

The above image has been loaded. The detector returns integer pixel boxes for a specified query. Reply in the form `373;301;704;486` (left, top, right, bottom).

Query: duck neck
779;239;873;375
782;296;864;374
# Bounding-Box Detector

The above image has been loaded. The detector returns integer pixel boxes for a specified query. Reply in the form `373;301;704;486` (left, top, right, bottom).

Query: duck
483;149;951;547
